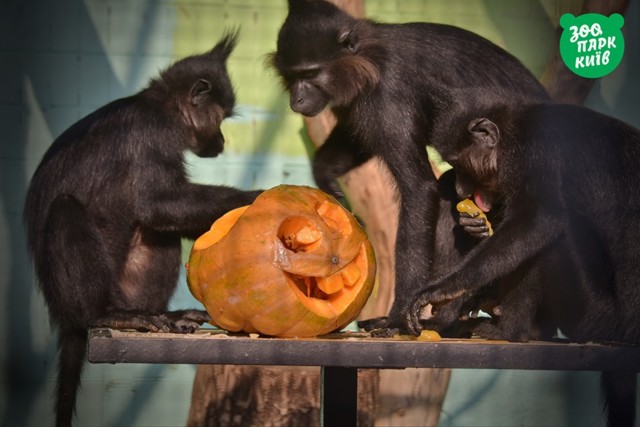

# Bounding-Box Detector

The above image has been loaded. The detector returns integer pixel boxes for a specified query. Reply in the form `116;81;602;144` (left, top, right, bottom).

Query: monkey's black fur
409;104;640;427
24;33;261;427
270;0;551;335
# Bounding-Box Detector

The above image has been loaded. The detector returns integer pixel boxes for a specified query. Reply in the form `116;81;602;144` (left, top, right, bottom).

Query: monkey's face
451;117;503;211
184;76;234;158
269;0;381;116
166;34;237;158
454;171;497;213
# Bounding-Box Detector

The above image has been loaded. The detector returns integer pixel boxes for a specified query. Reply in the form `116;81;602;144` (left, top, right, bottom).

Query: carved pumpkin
187;185;376;337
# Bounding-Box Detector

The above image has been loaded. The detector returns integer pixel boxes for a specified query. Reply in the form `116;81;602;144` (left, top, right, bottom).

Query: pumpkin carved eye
317;199;352;237
187;185;376;337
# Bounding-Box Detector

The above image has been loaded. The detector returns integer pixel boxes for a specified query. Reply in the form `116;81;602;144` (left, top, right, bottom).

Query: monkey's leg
471;259;544;342
92;228;210;334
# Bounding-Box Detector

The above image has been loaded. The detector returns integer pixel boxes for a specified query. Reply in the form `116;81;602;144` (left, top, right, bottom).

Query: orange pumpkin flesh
187;185;376;337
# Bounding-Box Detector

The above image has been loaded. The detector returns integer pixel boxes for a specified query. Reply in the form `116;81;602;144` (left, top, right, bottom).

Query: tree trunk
187;365;378;427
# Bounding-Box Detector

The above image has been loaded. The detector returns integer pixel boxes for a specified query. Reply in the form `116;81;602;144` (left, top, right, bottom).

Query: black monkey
23;33;261;427
269;0;551;335
407;104;640;426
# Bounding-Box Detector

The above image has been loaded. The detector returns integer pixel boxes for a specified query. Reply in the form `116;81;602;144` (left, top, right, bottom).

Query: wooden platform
88;328;640;371
88;328;640;426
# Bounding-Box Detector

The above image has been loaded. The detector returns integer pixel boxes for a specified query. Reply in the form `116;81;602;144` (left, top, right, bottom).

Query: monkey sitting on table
23;32;261;427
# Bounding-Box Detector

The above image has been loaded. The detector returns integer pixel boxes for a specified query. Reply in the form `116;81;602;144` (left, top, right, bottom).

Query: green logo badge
559;13;625;78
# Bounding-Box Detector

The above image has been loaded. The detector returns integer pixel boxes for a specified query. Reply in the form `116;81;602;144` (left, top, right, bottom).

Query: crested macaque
269;0;551;335
407;104;640;427
23;33;261;427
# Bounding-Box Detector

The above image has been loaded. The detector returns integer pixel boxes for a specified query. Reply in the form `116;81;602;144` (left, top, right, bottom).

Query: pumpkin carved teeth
340;262;361;287
316;273;345;295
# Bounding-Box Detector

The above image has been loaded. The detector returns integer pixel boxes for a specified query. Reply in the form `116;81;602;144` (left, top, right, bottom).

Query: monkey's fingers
407;295;429;336
315;176;344;200
358;317;401;338
460;215;491;238
171;319;204;333
142;314;197;334
162;310;210;333
463;226;491;239
357;317;389;331
94;313;173;333
370;327;400;338
459;211;480;219
457;199;493;236
168;309;211;324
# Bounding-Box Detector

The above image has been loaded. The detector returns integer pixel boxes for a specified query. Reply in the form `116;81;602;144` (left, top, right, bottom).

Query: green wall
1;1;639;426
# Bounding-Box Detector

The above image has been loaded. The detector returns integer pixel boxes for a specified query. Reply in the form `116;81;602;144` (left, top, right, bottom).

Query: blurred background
1;0;639;425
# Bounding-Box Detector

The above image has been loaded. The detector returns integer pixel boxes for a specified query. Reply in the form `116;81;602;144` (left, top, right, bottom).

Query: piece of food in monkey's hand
186;185;377;338
456;199;494;236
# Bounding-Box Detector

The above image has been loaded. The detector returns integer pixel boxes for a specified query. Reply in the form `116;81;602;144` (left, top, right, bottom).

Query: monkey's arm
406;202;564;335
360;127;441;336
313;123;372;198
136;183;262;239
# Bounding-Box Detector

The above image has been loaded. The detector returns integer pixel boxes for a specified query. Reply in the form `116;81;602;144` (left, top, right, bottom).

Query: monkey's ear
190;79;212;106
468;118;500;148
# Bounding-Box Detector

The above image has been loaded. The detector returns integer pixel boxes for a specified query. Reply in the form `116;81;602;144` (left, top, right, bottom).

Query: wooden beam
89;329;640;372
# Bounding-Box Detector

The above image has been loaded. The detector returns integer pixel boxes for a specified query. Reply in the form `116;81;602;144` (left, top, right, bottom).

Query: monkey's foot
166;309;211;333
357;317;404;338
470;318;535;342
94;309;210;334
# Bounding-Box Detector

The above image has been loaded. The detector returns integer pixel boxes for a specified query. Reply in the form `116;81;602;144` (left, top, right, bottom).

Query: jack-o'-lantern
187;185;376;337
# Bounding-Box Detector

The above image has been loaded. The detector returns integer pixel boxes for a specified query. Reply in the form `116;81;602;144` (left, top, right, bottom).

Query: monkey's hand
459;213;492;238
457;199;493;238
406;286;467;336
313;173;345;200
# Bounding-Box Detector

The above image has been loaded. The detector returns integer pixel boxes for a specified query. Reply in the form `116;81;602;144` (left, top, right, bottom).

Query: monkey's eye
298;68;320;80
338;30;358;53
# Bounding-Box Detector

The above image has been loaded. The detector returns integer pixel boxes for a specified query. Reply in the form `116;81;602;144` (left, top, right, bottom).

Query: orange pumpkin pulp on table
186;185;377;337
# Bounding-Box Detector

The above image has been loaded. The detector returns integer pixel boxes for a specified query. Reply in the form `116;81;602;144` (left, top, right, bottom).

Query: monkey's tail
55;327;88;427
600;370;637;427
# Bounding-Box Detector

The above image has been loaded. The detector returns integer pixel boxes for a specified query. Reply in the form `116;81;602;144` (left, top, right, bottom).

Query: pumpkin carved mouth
187;185;376;337
284;243;370;320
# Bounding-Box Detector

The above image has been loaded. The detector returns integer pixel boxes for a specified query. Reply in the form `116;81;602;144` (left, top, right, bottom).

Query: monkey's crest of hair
148;31;239;99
